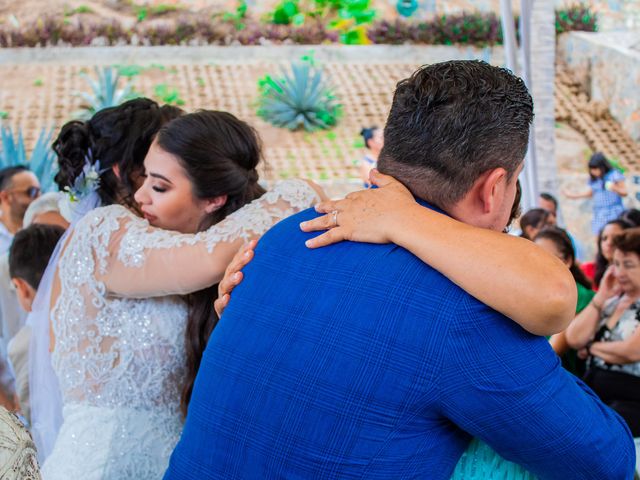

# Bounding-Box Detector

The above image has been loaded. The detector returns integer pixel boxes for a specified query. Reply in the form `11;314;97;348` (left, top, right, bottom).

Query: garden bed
0;4;596;48
0;43;511;186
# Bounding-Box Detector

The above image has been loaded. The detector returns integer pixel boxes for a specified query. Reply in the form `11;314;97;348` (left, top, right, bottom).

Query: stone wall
559;31;640;143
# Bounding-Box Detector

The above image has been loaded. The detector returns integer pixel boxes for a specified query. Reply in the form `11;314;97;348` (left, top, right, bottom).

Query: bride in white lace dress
41;111;323;479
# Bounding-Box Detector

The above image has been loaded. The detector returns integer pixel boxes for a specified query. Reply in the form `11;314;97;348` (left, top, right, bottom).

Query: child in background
534;226;594;377
519;208;552;240
359;126;383;187
564;152;627;235
8;224;65;424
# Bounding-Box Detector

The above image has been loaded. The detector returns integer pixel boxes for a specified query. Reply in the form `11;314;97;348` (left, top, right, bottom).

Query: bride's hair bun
53;121;93;190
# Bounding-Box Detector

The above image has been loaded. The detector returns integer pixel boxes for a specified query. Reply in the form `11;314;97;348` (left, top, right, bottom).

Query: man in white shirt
0;166;41;253
0;166;41;408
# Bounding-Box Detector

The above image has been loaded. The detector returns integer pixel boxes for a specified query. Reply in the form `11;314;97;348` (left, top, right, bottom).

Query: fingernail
300;221;307;229
244;251;250;257
305;239;313;247
233;272;241;280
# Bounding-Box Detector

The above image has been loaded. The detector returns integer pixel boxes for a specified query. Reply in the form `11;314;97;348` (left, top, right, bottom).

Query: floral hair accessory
63;149;108;203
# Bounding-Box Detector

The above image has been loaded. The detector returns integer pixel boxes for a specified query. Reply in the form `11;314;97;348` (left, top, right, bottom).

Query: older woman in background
566;227;640;436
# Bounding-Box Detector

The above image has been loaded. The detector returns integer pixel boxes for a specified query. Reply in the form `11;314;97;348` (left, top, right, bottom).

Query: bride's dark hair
155;110;266;415
53;98;183;209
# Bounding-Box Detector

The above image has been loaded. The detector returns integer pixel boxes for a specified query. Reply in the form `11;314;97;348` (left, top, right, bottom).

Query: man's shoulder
256;212;488;310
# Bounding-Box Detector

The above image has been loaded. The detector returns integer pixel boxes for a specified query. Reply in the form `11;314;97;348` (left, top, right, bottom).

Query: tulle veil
28;191;101;462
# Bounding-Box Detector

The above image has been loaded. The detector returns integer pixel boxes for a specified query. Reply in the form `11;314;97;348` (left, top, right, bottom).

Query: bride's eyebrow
149;172;173;184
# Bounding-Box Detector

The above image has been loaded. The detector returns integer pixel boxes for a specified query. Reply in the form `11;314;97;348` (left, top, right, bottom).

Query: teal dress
450;281;597;479
451;438;537;479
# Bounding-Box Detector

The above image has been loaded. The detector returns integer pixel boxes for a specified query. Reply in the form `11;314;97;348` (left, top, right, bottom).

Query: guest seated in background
0;193;68;372
22;193;69;231
534;226;594;376
539;192;558;224
0;166;41;253
566;227;640;436
359;126;383;187
620;209;640;228
8;224;65;424
0;167;42;405
519;207;551;241
581;219;631;289
539;191;585;262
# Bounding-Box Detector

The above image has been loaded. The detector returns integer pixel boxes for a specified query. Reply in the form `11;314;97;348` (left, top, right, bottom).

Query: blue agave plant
0;126;58;192
74;66;136;120
257;61;342;132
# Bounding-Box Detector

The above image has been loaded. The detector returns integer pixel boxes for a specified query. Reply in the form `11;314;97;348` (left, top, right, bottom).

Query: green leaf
136;6;148;22
116;64;144;77
282;0;299;17
74;5;94;14
257;60;340;132
153;83;185;106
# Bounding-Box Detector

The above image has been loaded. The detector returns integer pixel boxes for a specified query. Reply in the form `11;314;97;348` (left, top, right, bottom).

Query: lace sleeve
98;179;320;298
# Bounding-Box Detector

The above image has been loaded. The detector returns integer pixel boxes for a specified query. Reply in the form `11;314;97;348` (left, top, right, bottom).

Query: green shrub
257;59;342;132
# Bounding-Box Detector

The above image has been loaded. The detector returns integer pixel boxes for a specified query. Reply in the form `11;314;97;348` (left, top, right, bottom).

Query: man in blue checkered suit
164;61;635;480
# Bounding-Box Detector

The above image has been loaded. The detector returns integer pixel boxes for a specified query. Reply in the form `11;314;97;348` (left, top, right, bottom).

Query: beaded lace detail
45;179;319;477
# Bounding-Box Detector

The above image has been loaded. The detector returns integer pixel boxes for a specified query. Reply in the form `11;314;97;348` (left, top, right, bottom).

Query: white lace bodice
50;179;319;412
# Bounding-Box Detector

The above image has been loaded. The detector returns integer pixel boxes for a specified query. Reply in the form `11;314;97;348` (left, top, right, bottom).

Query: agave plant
0;126;58;192
74;66;135;120
257;61;341;132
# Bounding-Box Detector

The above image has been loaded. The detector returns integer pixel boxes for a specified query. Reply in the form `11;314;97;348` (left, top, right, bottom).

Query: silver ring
331;210;338;228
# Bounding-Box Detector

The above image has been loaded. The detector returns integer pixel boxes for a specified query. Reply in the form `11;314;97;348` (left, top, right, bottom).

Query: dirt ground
0;56;607;256
0;0;636;256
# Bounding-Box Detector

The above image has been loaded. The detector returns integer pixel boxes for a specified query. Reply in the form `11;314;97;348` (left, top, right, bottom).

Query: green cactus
0;126;58;192
257;61;342;132
74;66;136;120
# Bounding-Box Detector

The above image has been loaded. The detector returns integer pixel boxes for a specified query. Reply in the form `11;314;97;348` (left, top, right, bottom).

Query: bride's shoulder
254;179;323;209
77;204;138;227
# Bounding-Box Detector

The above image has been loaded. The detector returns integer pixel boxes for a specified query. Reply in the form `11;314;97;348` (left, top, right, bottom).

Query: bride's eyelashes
152;186;167;193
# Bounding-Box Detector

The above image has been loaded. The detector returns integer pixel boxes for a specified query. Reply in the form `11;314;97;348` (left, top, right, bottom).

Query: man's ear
0;190;9;204
12;277;36;312
204;195;228;214
478;167;508;215
113;164;121;180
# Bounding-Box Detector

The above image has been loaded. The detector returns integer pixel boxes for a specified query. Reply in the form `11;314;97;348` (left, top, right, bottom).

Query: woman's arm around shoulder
98;180;323;298
301;171;576;336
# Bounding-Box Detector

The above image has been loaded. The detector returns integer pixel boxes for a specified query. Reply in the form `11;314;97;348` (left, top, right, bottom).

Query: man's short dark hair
377;60;534;208
9;224;65;290
540;192;558;210
0;165;29;191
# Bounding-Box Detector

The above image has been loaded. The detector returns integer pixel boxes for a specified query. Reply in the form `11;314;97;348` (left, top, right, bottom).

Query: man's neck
0;215;21;235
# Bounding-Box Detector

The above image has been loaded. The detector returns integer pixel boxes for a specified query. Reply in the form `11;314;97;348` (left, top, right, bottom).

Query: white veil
28;191;101;462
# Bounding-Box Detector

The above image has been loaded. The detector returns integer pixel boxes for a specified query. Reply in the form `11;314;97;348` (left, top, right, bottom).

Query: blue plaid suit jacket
165;205;634;480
